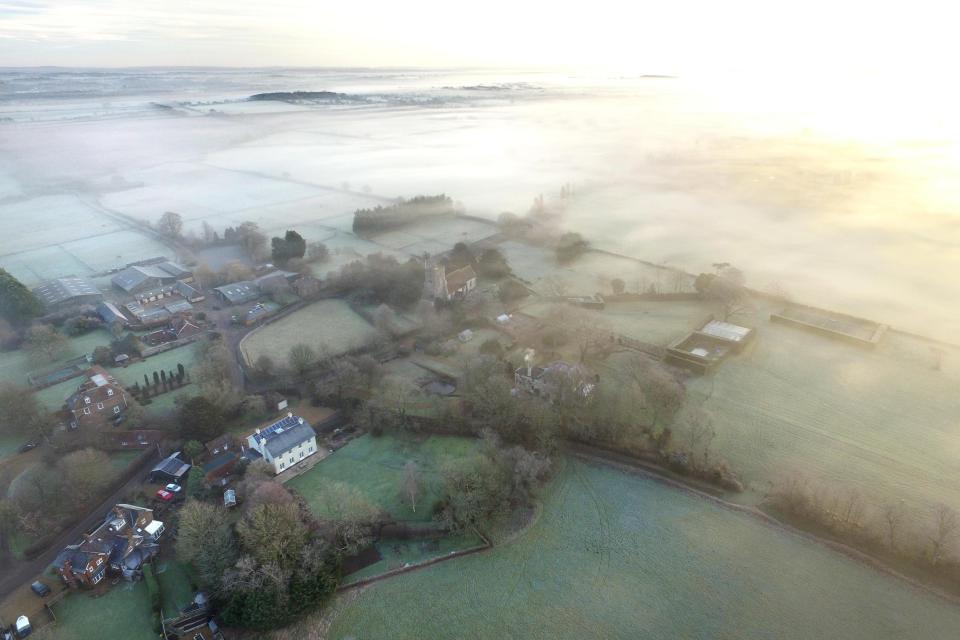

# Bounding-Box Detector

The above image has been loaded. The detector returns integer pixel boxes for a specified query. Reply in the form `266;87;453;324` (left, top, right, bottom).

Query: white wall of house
246;433;319;474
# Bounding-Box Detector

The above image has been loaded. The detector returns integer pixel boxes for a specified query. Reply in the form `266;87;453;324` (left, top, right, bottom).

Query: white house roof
700;320;752;343
251;414;316;457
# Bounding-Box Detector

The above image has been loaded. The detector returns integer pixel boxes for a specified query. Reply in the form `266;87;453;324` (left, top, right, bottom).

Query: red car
155;489;174;502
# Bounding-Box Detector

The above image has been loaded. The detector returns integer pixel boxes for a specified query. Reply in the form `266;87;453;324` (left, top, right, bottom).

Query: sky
0;0;957;74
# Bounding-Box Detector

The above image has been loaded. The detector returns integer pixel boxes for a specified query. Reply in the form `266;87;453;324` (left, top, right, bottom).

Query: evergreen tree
0;268;42;327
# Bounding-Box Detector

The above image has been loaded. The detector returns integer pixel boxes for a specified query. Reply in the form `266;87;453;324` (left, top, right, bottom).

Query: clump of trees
0;268;42;327
694;266;750;321
555;232;588;264
24;325;68;362
329;253;425;309
271;230;307;266
352;195;455;235
156;212;184;239
177;484;340;630
476;248;512;279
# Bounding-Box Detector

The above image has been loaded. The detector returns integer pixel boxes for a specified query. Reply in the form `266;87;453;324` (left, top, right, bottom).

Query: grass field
327;459;960;639
240;299;382;365
0;330;110;387
288;434;478;522
46;581;154;640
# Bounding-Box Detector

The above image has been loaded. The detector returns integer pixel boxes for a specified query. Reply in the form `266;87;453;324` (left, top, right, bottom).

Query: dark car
30;581;50;597
18;442;37;454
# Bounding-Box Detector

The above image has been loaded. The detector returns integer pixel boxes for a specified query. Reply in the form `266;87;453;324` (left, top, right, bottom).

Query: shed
149;452;191;484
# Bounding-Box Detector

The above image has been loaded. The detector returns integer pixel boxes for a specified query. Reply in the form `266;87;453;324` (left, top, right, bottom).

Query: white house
246;413;318;474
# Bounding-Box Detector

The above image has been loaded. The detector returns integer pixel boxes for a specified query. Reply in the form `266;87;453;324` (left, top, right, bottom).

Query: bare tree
681;408;715;470
930;504;959;566
881;501;906;550
401;460;423;513
287;343;316;380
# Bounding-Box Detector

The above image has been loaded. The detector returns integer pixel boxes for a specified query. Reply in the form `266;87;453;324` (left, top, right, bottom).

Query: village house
53;504;164;588
245;413;318;474
514;361;596;403
432;263;477;300
65;365;135;430
32;276;103;310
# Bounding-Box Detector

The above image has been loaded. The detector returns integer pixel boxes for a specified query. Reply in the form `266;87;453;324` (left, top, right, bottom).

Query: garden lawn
46;581;155;640
156;559;195;615
327;459;960;640
240;299;381;365
288;434;478;522
108;450;142;473
0;330;110;387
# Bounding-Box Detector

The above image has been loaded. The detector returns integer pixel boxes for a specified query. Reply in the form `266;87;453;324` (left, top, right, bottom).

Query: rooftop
32;277;102;307
251;414;316;457
213;281;259;304
700;320;752;343
445;264;477;295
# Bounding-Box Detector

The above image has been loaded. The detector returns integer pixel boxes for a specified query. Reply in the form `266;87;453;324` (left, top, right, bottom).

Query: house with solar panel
245;413;319;474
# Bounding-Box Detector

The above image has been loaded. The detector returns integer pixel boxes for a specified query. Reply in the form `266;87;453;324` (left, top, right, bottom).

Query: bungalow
245;413;318;475
65;366;135;430
172;316;203;340
54;504;163;588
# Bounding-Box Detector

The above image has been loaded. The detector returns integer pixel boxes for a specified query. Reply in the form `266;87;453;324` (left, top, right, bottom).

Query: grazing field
679;305;960;520
240;299;381;365
288;434;478;523
46;581;154;640
497;241;687;297
328;459;960;639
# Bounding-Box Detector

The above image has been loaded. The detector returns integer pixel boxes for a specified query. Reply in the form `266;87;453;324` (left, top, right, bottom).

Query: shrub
143;563;161;612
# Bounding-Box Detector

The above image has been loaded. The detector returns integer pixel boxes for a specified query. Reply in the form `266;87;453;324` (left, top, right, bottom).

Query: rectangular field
287;434;478;522
240;299;381;365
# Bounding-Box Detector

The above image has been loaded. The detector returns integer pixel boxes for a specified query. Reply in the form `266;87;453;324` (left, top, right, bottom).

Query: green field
46;581;154;640
156;559;196;615
240;299;382;365
328;459;960;639
288;434;478;522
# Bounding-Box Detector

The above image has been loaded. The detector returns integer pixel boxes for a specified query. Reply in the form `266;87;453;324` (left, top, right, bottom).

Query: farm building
665;318;755;373
176;280;205;302
149;451;191;484
213;281;259;305
53;503;163;588
97;301;129;327
32;276;102;309
111;261;191;294
245;413;319;474
65;365;135;430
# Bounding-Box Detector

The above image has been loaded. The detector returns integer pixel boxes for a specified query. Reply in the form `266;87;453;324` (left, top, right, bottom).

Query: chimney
287;411;293;418
255;428;260;435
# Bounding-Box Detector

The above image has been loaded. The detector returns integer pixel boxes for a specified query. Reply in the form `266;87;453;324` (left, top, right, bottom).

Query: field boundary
337;528;492;592
571;449;960;609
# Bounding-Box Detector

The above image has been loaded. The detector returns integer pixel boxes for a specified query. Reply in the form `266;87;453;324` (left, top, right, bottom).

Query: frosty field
328;459;960;639
239;299;381;365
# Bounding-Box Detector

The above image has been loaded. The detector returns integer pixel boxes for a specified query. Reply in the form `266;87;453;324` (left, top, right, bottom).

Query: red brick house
66;366;137;430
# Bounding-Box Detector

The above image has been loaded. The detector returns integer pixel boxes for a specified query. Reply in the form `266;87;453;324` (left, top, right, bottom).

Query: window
83;407;91;415
113;406;121;414
194;634;205;640
97;402;104;410
300;451;304;459
107;389;114;397
279;463;285;470
309;446;314;453
84;397;91;404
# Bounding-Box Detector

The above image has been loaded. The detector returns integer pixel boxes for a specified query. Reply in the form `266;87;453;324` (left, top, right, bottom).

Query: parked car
155;489;174;502
14;616;30;638
165;483;182;493
18;442;37;454
29;582;50;598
